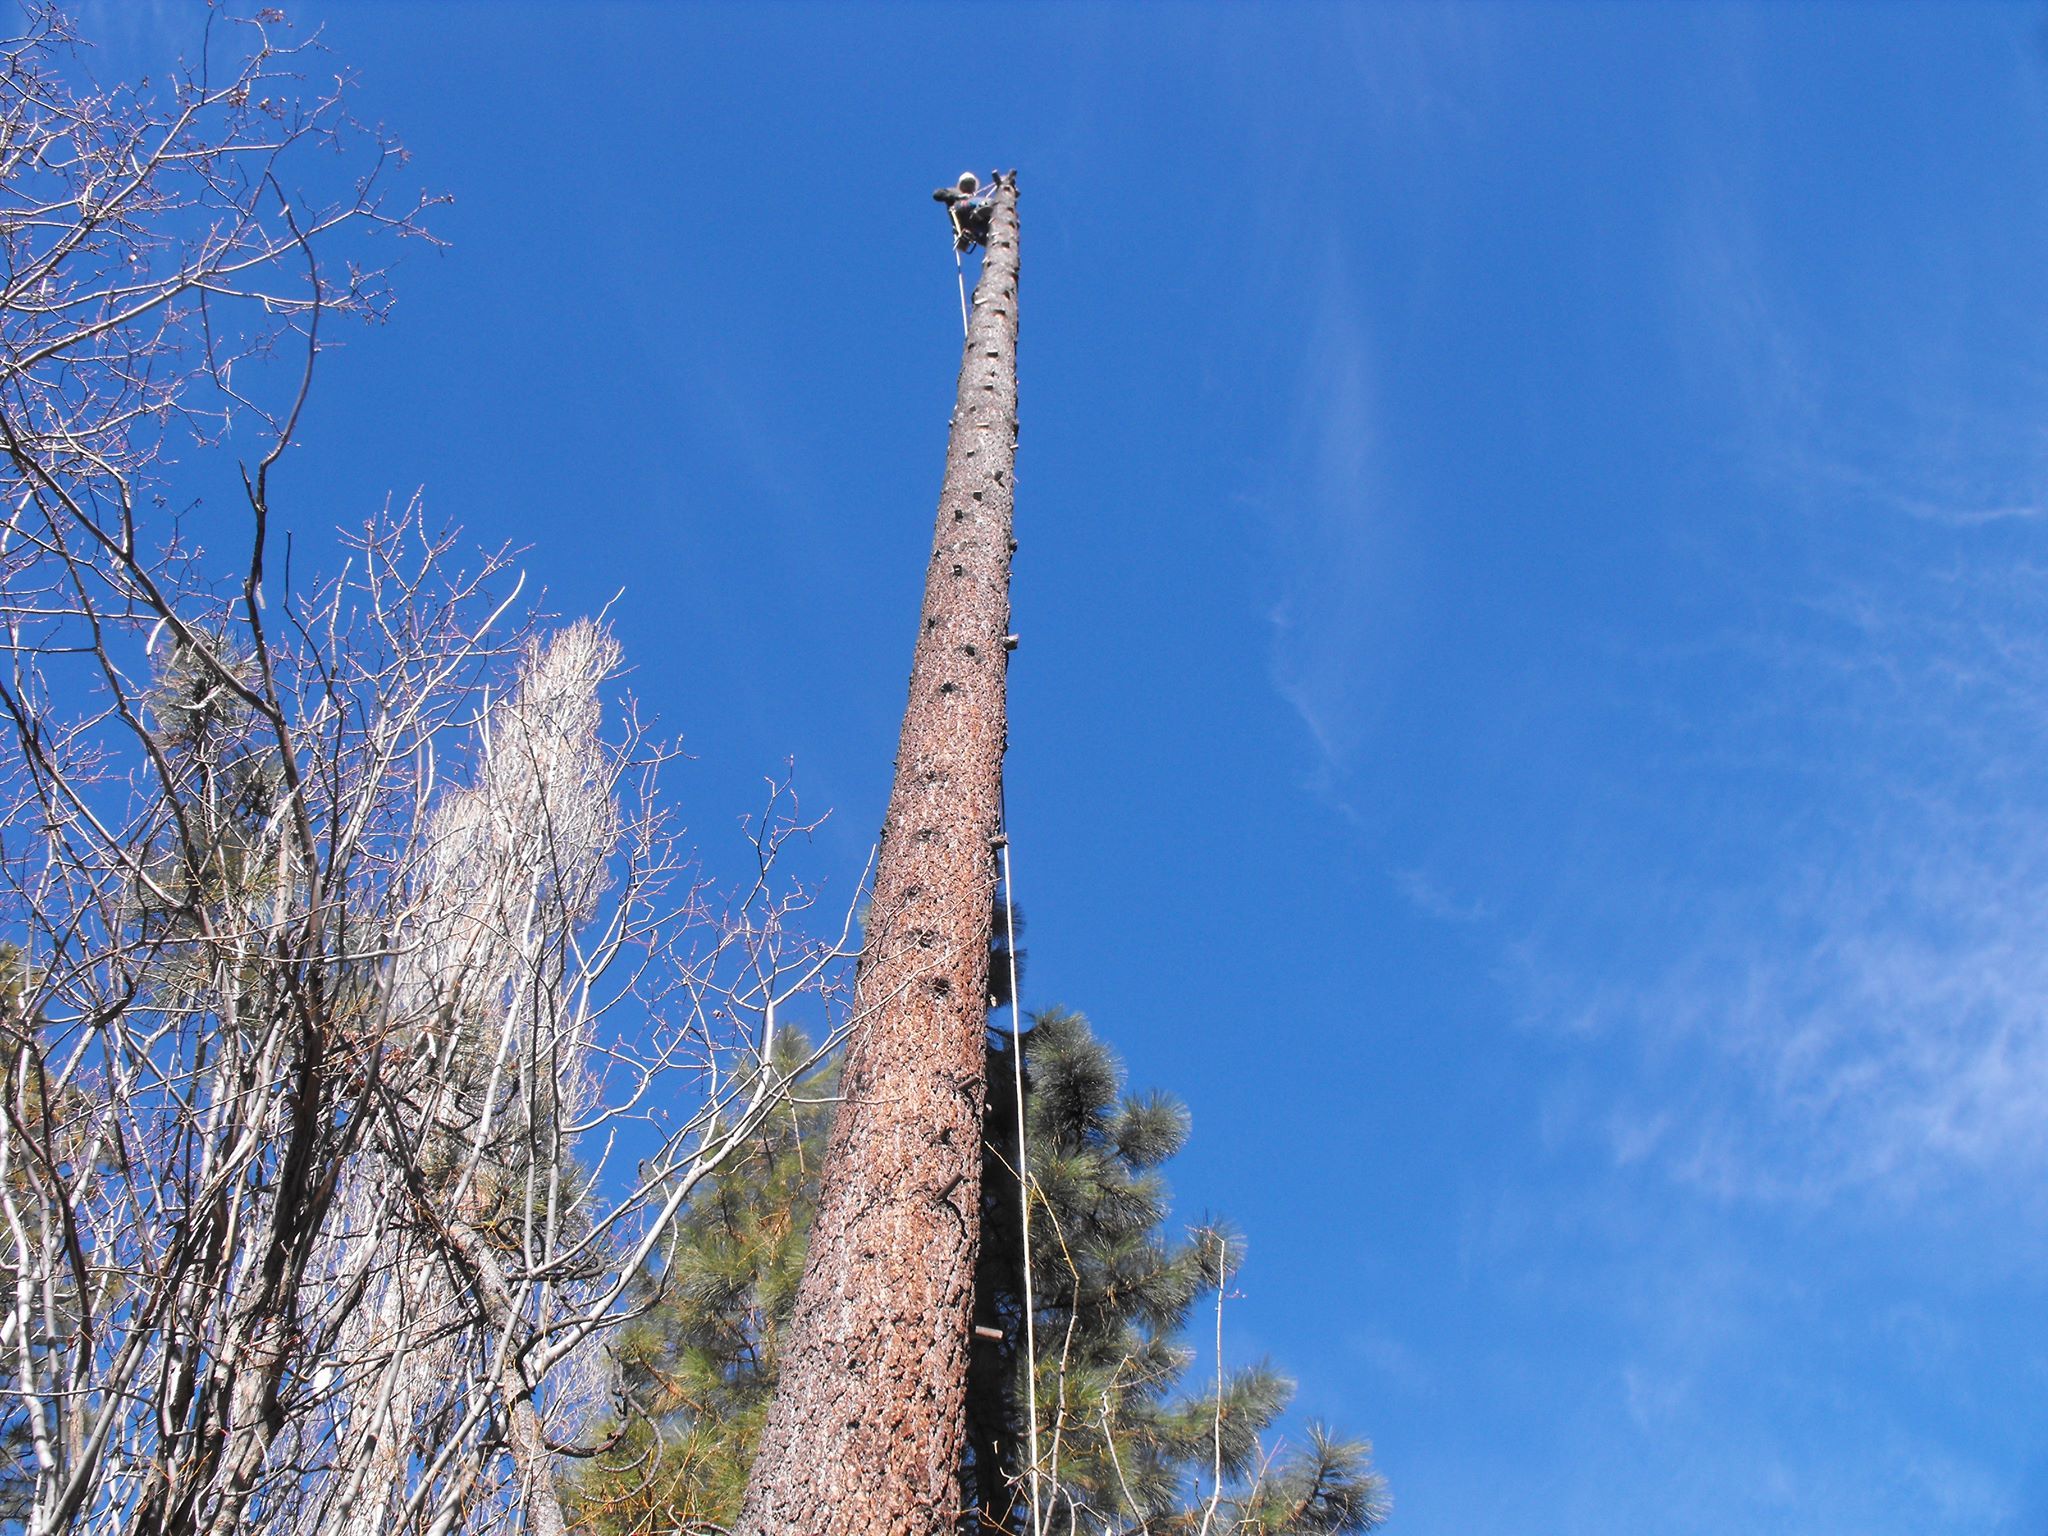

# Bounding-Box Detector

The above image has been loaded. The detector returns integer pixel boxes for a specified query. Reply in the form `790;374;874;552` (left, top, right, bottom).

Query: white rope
998;833;1042;1534
956;244;970;337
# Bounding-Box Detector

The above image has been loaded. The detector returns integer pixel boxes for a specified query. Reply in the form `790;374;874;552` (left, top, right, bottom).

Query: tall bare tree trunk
737;173;1021;1536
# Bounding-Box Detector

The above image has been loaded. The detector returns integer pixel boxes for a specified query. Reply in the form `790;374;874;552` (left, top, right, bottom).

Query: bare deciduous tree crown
0;11;854;1534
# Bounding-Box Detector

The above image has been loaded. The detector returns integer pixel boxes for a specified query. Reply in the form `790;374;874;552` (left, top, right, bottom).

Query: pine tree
572;1035;830;1534
572;1006;1388;1535
738;170;1022;1536
974;1008;1385;1534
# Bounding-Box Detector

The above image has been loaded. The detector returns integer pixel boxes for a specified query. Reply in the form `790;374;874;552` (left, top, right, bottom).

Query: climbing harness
937;170;1003;337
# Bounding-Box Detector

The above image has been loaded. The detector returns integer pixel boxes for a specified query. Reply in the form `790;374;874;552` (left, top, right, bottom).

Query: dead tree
737;171;1022;1536
0;11;859;1532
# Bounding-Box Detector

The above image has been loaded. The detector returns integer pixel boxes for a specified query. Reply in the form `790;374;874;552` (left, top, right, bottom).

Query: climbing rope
996;824;1043;1535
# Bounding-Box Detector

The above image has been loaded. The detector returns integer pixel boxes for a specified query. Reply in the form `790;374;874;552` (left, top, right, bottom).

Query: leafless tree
0;9;855;1535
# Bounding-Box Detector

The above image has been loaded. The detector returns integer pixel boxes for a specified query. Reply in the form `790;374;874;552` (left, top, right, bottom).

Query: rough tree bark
736;173;1021;1536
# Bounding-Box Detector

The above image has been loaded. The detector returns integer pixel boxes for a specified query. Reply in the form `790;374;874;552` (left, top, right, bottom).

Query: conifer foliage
575;1038;831;1532
575;1009;1387;1535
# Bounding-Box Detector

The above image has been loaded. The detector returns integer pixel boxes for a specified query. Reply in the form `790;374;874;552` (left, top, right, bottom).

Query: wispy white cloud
1254;10;1500;792
1265;264;1386;783
1530;817;2048;1200
1513;91;2048;1206
1394;864;1491;925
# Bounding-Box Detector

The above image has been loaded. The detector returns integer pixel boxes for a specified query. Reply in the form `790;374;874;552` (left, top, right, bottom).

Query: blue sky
87;2;2048;1530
